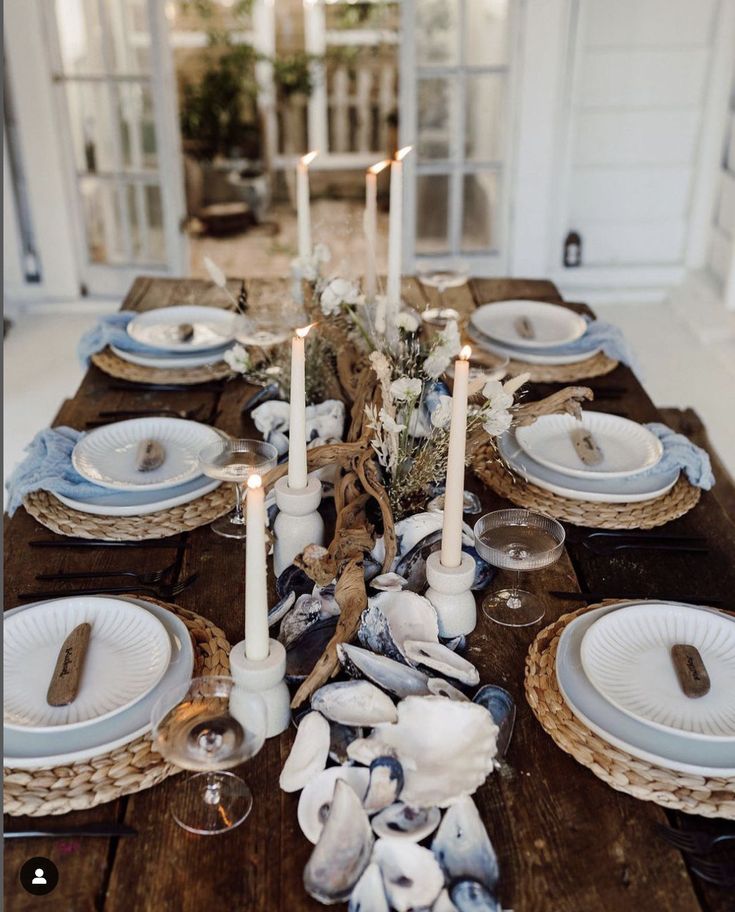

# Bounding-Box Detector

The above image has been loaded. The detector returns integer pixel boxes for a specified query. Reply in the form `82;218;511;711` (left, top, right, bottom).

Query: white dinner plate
4;597;171;733
581;603;735;741
471;300;588;349
111;343;232;370
55;475;221;517
73;417;223;492
3;597;194;769
466;325;601;366
515;412;663;480
497;430;679;503
556;601;735;777
127;305;236;352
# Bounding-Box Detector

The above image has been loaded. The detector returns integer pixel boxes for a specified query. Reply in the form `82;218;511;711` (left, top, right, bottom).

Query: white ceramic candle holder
424;550;477;637
273;475;324;576
229;638;291;738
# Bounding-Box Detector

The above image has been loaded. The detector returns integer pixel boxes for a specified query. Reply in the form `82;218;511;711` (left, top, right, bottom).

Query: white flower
424;349;450;379
480;378;515;438
438;320;461;358
379;408;405;434
423;319;462;378
481;379;514;413
390;376;422;401
224;343;251;374
395;312;420;334
430;395;453;429
482;408;513;437
320;277;361;316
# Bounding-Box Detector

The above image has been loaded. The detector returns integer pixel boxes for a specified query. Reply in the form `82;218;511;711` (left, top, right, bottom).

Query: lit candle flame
368;159;390;175
300;150;319;167
459;345;472;361
296;323;316;339
248;474;262;490
395;146;413;162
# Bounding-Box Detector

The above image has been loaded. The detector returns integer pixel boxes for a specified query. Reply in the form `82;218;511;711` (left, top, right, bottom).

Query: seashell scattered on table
432;888;461;912
346;737;399;767
450;879;502;912
298;765;370;844
278;594;326;649
363;756;404;815
371;803;441;843
286;617;338;682
369;572;408;592
276;563;314;600
311;680;398;726
431;796;499;891
473;685;517;760
359;591;439;660
337;643;431;699
328;721;364;765
428;677;470;701
372;838;445;912
403;640;480;686
348;863;388;912
304;779;374;904
279;710;331;793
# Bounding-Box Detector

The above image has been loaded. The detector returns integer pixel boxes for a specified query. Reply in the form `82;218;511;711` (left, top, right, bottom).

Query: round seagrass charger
23;486;233;541
91;348;233;385
468;344;618;384
472;455;701;530
525;603;735;819
4;599;231;817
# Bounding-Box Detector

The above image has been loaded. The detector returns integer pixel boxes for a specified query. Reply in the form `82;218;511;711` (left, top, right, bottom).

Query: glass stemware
199;438;278;539
417;262;469;328
150;676;267;835
233;286;306;348
474;509;565;627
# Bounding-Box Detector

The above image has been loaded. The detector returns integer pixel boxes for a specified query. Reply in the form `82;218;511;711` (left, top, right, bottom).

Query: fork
94;405;206;421
656;824;735;855
35;561;178;586
581;538;709;555
18;573;199;601
689;858;735;887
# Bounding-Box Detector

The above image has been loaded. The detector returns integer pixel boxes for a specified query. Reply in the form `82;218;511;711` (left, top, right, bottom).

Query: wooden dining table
4;276;735;912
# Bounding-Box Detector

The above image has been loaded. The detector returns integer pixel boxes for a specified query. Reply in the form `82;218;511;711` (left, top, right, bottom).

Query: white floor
4;278;735;499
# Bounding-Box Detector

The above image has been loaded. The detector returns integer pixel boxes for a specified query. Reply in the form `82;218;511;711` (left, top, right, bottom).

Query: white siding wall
563;0;720;268
708;75;735;293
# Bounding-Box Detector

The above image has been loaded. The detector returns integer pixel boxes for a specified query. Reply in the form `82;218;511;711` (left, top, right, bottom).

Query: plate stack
115;305;237;370
555;600;735;779
469;299;600;366
3;596;195;770
498;410;678;504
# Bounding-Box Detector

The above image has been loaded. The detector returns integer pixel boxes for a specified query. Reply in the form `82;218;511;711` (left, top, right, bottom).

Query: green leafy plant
272;52;318;99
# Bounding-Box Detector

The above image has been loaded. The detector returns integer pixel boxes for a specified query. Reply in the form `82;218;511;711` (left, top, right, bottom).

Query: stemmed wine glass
474;509;565;627
417;262;469;328
151;676;267;835
199;438;278;539
233;286;306;348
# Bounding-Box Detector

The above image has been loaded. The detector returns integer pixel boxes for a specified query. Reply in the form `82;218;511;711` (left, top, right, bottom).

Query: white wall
708;71;735;307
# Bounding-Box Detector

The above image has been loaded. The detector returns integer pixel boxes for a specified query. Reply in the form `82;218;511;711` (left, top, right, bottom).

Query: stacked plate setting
498;410;678;503
115;305;237;370
556;600;735;777
468;299;600;365
3;595;195;769
64;416;223;516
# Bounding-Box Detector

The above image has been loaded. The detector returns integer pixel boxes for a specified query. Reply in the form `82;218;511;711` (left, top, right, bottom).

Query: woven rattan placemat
4;599;230;817
467;343;618;383
91;348;233;385
23;486;233;540
472;456;701;529
525;603;735;819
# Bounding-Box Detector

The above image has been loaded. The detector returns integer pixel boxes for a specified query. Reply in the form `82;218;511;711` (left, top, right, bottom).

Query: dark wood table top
4;276;735;912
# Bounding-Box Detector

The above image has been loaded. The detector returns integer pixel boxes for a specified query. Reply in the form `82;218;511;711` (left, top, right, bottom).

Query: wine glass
151;676;267;836
233;285;306;348
199;438;278;539
473;509;565;627
417;262;469;328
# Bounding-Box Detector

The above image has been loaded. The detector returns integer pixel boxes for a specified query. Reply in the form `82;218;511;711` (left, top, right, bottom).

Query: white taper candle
245;474;269;661
288;324;311;490
386;146;412;337
364;159;389;303
297;151;318;261
441;345;472;568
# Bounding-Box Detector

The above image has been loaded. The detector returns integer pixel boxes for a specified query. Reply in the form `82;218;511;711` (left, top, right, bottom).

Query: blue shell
473;685;516;759
450;880;502;912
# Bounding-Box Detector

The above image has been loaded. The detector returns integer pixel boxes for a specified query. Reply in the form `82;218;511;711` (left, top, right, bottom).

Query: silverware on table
549;591;723;607
18;572;199;602
581;538;709;555
91;405;207;422
656;824;735;855
5;823;138;839
36;560;178;586
689;858;735;887
30;537;187;549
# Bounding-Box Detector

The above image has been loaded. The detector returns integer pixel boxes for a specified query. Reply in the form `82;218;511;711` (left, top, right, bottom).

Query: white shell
404;640;480;686
372;838;445;912
348;862;389;912
279;711;330;793
304;779;375;904
298;765;370;844
428;678;470;701
312;681;398;726
370;572;408;592
347;738;399;767
368;590;439;657
368;696;498;808
363;757;404;814
432;796;499;890
338;643;431;699
371;802;441;842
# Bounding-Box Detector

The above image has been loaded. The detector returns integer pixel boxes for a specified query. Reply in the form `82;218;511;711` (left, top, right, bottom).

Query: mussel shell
363;756;404;815
311;680;398;726
371;803;441;842
472;685;516;760
432;796;499;891
329;722;364;764
286;617;338;681
276;563;314;600
338;643;430;699
348;863;389;912
268;590;296;627
278;594;325;648
450;880;502;912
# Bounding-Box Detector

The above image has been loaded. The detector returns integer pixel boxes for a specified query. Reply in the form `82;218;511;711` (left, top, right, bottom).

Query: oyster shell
473;685;516;760
433;889;460;912
372;838;444;912
428;677;470;701
347;738;399;767
338;643;431;699
348;863;389;912
370;572;408;592
298;765;370;844
450;880;501;912
278;594;325;649
279;710;331;793
431;796;499;890
371;803;441;842
404;640;480;686
368;696;498;808
268;590;296;627
312;680;398;726
363;756;404;815
359;591;439;661
304;779;374;904
427;491;482;515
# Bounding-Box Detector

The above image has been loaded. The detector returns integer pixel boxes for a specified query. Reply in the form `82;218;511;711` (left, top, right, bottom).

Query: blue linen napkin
5;427;122;516
544;318;642;376
640;423;715;490
77;312;162;366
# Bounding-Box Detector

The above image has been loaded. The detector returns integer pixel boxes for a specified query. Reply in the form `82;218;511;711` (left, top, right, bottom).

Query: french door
400;0;518;275
42;0;188;296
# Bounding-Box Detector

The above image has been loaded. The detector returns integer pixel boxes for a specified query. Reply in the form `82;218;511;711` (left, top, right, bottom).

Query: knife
5;823;138;839
47;623;91;706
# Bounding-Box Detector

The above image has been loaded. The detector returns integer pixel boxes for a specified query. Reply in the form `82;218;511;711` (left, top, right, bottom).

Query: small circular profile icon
19;856;59;896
